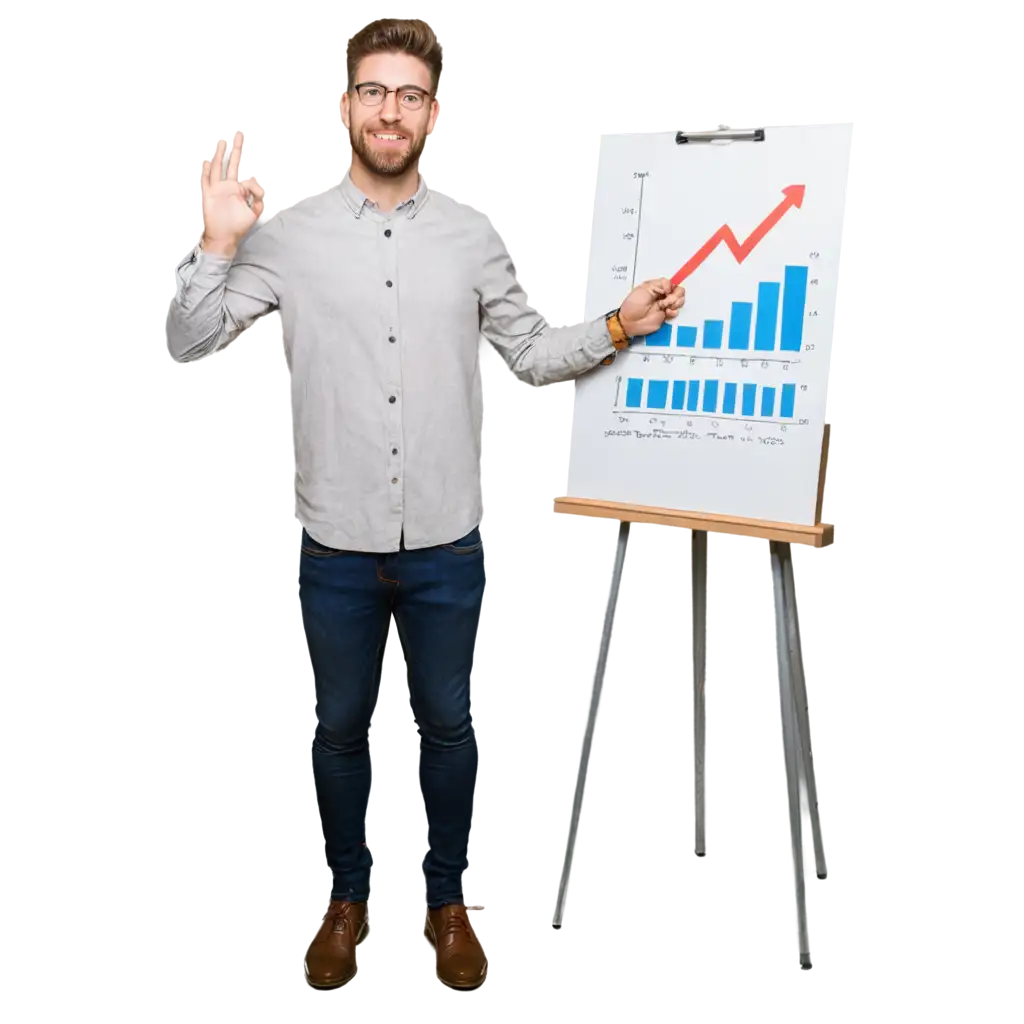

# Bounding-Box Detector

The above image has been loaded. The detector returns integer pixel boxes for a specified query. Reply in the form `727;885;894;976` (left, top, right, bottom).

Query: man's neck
349;158;420;213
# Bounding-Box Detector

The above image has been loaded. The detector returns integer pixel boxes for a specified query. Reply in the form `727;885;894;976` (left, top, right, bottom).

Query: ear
340;93;350;129
426;97;440;135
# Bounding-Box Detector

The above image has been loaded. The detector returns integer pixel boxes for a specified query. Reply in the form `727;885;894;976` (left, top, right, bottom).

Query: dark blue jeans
298;523;486;908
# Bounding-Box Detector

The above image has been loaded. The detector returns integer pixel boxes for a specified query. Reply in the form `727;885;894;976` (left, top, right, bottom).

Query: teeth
374;133;403;140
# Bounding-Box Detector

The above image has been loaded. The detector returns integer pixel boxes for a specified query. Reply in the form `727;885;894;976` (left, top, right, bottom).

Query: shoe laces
438;913;473;942
325;901;358;932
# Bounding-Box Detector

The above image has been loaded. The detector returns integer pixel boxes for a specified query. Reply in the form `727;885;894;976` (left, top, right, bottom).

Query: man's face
341;52;439;177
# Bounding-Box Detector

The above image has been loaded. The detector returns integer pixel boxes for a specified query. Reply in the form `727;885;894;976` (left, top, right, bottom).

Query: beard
350;124;426;177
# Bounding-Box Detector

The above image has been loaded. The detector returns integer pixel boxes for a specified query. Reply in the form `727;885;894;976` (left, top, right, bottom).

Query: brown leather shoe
304;899;369;989
424;903;487;990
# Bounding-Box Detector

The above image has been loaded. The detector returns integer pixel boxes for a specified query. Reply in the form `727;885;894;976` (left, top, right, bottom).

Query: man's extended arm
476;215;618;387
165;213;284;363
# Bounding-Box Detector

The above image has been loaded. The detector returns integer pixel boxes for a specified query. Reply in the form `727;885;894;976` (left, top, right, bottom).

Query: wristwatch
600;307;632;366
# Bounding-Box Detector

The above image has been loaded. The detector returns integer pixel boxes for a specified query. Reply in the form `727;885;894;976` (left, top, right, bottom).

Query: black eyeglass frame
351;82;434;107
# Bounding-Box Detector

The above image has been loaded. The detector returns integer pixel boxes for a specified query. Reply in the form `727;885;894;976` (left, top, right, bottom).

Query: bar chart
638;265;808;353
620;377;799;421
569;123;852;525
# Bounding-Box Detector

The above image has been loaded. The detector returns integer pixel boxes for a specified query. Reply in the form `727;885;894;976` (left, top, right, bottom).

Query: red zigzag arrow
669;185;806;287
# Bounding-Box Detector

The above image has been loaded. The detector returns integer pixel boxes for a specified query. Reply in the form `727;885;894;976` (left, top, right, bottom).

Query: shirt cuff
589;319;618;368
588;314;617;358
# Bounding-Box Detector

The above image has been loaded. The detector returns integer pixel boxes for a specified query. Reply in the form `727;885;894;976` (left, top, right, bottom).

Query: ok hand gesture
201;131;265;254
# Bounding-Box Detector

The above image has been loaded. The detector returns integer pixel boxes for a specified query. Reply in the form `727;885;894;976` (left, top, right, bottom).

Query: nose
380;91;402;122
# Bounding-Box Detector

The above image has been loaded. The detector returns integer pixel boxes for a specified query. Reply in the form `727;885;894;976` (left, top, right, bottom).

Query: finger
203;149;218;193
659;284;686;309
198;157;208;228
645;278;670;298
240;176;265;200
226;131;244;181
210;139;226;183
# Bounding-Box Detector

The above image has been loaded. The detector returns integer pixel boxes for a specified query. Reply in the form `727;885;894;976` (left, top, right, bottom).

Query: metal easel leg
553;519;630;928
769;540;812;969
778;548;827;884
692;529;707;857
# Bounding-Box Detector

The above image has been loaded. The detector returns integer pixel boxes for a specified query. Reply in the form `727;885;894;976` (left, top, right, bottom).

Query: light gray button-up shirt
166;170;618;552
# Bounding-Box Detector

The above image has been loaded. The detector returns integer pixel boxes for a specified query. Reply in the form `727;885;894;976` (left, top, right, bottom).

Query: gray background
0;4;1019;1019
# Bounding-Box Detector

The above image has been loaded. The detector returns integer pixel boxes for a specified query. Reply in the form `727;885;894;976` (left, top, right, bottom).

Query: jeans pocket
440;525;483;555
301;528;349;558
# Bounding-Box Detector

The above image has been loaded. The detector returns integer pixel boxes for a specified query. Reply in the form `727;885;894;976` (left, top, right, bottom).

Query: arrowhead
783;184;806;207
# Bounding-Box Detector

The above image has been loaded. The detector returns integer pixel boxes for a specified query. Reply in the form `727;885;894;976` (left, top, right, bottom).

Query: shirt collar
338;169;429;219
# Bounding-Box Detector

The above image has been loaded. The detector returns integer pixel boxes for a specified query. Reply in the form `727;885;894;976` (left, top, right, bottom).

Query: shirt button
391;477;398;484
385;229;392;237
388;335;396;343
392;447;398;454
386;279;393;287
389;396;396;403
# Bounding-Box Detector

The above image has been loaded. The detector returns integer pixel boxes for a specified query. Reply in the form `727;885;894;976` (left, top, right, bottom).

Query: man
165;17;685;992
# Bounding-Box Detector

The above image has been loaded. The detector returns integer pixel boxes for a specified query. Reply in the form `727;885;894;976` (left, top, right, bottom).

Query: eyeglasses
352;82;431;110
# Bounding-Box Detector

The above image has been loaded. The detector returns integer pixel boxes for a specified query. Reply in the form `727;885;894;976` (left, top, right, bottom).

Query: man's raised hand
200;131;264;257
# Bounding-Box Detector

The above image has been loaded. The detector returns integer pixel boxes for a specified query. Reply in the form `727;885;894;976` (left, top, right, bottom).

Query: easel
552;123;831;970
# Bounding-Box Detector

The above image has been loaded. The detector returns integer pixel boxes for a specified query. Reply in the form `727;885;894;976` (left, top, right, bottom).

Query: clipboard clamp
676;126;765;144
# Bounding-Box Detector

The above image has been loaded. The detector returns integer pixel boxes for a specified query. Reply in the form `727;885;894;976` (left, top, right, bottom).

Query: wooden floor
296;905;1024;991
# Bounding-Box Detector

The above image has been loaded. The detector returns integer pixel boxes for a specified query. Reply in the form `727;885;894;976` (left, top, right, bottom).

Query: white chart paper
566;123;853;525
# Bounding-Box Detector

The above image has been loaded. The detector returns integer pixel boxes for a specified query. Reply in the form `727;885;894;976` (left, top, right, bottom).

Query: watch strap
601;308;631;365
605;308;630;349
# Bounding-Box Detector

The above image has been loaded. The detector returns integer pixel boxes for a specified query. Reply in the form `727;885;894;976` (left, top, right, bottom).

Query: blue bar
644;321;672;347
647;379;668;409
723;382;737;415
728;302;752;350
741;383;756;417
686;380;700;412
702;379;719;413
755;281;781;351
761;386;776;417
672;380;686;410
626;378;643;408
676;325;697;347
703;320;724;349
780;382;796;418
780;265;808;352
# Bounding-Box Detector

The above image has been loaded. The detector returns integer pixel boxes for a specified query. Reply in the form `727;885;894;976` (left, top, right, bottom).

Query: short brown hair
346;18;443;96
